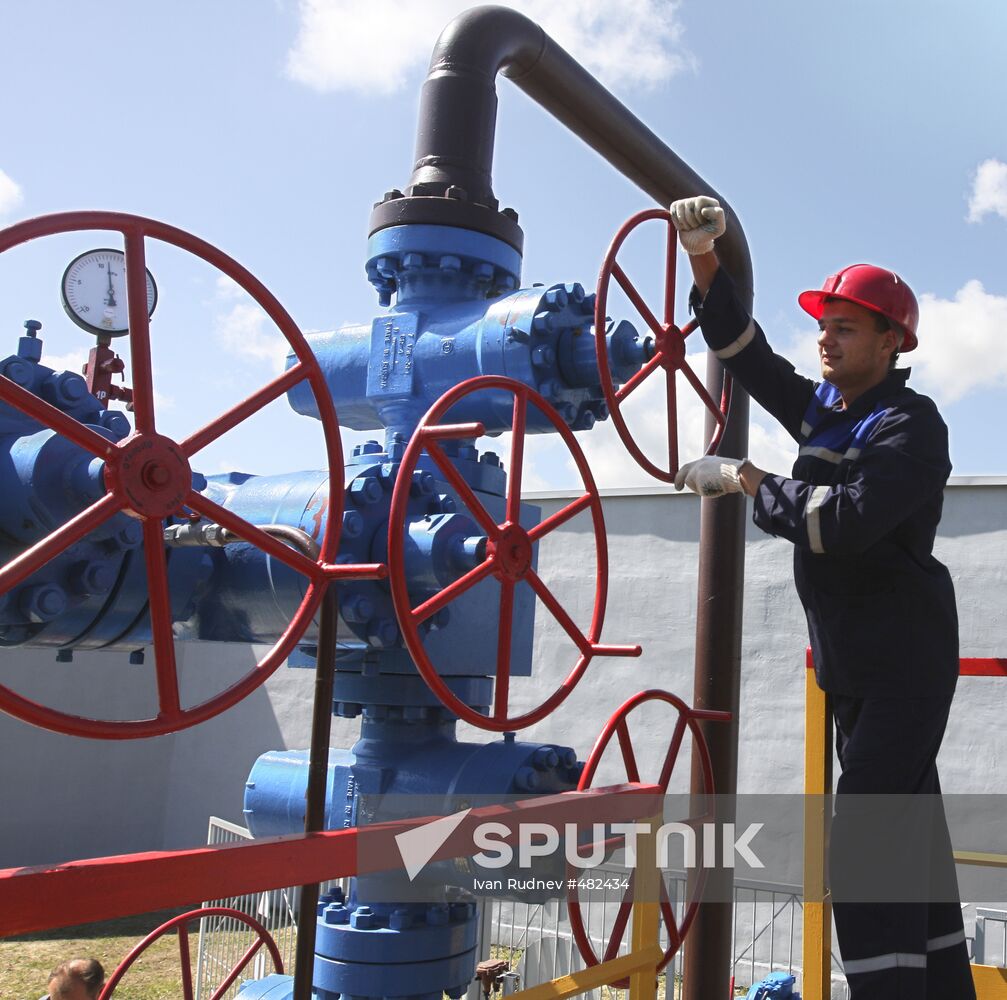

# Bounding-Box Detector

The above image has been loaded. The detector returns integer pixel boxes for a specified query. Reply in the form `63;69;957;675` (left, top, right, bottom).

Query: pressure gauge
61;248;157;337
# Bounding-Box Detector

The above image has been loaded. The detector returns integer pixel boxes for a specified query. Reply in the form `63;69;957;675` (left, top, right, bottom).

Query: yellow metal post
803;653;832;1000
629;814;662;1000
971;965;1007;998
502;946;665;1000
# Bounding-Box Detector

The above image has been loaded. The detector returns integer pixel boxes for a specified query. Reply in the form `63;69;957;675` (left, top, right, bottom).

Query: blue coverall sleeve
752;401;952;554
692;268;816;443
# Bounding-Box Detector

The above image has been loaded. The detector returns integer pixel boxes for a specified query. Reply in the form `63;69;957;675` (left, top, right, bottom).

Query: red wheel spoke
0;492;123;595
0;375;117;459
186;491;321;580
177;925;195;1000
494;579;515;720
604;882;634;960
210;939;266;1000
527;492;592;543
664;218;677;327
124;228;156;434
658;715;689;790
426;440;501;538
589;643;641;657
142;518;182;719
526;568;591;656
680;318;699;338
615;718;641;783
660;881;682;953
411;556;495;624
612;262;664;340
324;561;388;581
180;363;308;459
614;352;663;404
666;365;679;473
679;358;724;419
600;831;628;853
505;393;527;524
704;375;733;456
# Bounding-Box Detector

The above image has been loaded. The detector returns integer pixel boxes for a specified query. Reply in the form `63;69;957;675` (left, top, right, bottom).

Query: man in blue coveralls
669;196;974;998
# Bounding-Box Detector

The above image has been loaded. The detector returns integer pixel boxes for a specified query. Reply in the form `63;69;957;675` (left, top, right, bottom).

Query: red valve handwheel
595;208;733;482
567;689;732;986
387;375;640;732
0;211;384;740
98;906;283;1000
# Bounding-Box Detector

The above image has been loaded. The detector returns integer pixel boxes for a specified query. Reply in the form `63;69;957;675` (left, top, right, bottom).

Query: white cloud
747;413;799;475
912;280;1007;403
41;349;89;378
0;169;23;218
213;282;288;372
286;0;692;95
214;274;246;301
967;159;1007;223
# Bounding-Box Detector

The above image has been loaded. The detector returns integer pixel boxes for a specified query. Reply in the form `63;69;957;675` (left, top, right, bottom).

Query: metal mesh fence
194;820;818;999
193;817;345;1000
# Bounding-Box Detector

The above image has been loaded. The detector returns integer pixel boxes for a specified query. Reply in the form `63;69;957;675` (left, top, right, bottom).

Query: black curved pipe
379;9;752;1000
402;4;753;303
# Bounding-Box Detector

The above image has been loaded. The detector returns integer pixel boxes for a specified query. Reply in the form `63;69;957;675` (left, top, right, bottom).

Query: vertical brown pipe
292;583;340;1000
683;364;749;1000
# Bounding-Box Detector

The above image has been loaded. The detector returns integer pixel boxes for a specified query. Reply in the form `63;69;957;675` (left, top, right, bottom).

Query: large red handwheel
98;906;283;1000
0;211;384;740
387;375;640;731
567;689;731;986
595;208;733;482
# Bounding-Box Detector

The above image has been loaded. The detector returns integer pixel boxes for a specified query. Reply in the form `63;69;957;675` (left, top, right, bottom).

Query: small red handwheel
98;906;283;1000
595;208;732;481
0;211;384;739
567;689;731;986
387;375;640;731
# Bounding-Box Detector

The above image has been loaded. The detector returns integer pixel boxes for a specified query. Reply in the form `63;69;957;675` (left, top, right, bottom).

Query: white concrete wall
1;480;1004;869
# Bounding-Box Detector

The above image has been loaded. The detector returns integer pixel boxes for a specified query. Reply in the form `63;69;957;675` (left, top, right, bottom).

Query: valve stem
163;521;320;559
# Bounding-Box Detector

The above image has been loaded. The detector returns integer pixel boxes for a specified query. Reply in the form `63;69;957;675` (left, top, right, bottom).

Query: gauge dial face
61;248;157;337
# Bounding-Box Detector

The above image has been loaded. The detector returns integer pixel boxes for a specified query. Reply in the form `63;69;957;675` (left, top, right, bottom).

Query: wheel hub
107;432;192;519
655;324;686;368
491;522;533;581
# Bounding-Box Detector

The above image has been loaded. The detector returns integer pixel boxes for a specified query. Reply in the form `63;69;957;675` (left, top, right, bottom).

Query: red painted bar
806;648;1007;677
0;785;661;938
959;658;1007;676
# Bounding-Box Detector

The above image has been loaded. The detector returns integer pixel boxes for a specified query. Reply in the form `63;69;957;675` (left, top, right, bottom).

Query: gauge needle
106;265;117;308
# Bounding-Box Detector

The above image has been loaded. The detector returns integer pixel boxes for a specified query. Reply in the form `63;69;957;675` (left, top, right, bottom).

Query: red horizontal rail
805;648;1007;677
959;658;1007;676
0;784;662;938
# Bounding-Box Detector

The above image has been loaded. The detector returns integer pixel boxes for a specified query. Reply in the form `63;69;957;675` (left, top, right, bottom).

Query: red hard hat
798;264;919;352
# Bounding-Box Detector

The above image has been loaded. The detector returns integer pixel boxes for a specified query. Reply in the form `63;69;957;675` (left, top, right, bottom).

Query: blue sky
1;0;1005;490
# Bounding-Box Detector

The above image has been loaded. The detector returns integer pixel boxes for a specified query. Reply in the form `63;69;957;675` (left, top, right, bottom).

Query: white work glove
669;196;726;256
674;456;747;497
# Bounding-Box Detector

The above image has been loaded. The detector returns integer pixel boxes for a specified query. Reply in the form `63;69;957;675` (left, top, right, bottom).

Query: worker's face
817;300;899;405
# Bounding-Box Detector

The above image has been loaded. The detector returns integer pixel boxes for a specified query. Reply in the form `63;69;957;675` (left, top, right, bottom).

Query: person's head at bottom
47;958;105;1000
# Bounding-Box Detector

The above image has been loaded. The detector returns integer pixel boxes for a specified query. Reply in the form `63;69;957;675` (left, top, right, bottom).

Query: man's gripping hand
674;456;747;497
669;196;726;256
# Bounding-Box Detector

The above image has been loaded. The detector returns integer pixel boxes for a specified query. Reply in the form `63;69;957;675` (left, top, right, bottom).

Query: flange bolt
19;583;67;623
